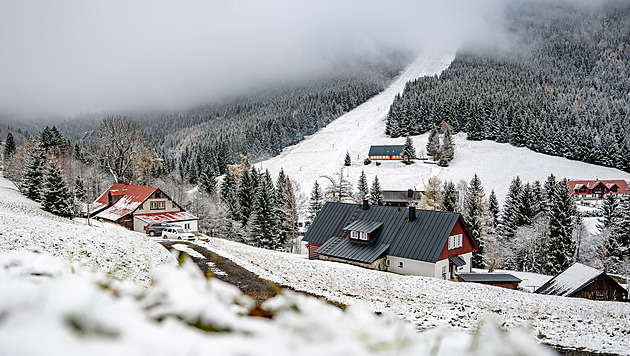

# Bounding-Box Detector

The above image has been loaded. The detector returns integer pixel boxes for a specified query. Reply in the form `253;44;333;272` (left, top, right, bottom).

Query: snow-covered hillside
203;238;630;355
0;173;175;286
257;54;630;204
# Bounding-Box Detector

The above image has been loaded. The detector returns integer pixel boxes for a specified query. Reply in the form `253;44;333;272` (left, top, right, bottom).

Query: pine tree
220;170;240;221
275;168;288;201
604;195;630;273
4;132;16;159
499;176;523;240
426;128;440;158
22;141;45;201
237;168;256;225
309;180;324;221
488;189;500;226
544;180;577;275
198;165;218;195
344;152;351;166
369;176;384;205
402;136;416;163
357;170;369;198
438;129;454;167
42;160;73;217
516;183;536;226
441;181;458;212
74;176;86;202
250;170;282;250
598;193;619;231
464;174;485;267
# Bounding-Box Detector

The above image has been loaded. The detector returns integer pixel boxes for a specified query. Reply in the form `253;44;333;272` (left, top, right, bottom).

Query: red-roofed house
566;180;630;201
90;183;198;233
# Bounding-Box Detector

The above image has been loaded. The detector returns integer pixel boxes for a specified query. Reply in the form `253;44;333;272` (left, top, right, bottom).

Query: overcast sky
0;0;508;119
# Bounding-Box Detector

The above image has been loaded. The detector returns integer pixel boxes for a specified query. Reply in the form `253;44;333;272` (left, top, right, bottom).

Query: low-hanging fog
0;0;511;119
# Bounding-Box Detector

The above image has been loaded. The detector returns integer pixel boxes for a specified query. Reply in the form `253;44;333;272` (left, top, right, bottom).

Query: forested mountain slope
386;0;630;172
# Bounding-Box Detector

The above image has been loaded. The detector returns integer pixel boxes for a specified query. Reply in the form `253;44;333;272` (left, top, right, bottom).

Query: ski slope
257;54;630;204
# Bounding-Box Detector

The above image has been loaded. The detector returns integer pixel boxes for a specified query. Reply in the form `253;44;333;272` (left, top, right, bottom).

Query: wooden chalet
535;263;627;302
89;183;198;233
303;201;478;280
566;179;630;201
368;145;404;160
456;273;522;290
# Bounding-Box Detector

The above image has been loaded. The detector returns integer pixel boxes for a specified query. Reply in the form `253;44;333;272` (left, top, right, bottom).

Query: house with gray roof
303;201;478;280
535;263;627;301
368;145;404;160
456;273;522;290
382;189;423;207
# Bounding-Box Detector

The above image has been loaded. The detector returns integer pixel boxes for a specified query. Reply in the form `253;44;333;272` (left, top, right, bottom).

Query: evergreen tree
237;168;256;225
220;170;240;221
598;193;619;231
4;132;16;159
544;180;577;275
488;189;500;226
426;128;440;158
198;165;218;195
250;170;282;250
604;195;630;273
516;183;536;226
276;168;288;202
438;129;454;167
309;180;324;221
499;176;523;240
344;152;351;166
464;174;485;267
22;141;45;201
542;173;557;212
441;181;458;212
369;176;384;205
42;160;73;217
357;169;369;198
402;136;416;163
74;176;86;202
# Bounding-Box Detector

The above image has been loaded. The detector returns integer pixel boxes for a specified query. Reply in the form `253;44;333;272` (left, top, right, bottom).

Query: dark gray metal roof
449;256;466;267
343;220;383;233
303;202;467;264
457;273;522;283
368;145;404;156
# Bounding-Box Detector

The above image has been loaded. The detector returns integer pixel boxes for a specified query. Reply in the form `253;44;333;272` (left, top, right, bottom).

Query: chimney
362;199;369;210
409;206;416;222
407;189;413;198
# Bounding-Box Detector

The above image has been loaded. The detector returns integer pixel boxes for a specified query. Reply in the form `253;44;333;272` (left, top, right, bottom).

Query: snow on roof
566;179;629;195
535;263;603;296
91;183;158;221
134;211;198;223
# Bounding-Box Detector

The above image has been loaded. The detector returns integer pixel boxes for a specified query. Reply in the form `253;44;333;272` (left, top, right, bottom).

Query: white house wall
132;217;198;233
386;256;435;277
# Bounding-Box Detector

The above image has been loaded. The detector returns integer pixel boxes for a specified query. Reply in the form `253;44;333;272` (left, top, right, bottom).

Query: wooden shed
456;273;522;290
534;263;627;302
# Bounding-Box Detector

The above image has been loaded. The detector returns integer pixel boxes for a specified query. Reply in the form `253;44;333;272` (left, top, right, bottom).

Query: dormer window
351;231;359;239
344;220;383;242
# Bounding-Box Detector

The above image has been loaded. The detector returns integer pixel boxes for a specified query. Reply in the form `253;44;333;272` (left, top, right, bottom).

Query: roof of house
343;220;383;233
134;211;198;223
304;202;471;264
534;263;605;296
382;190;423;203
91;183;158;221
457;273;522;283
368;145;404;156
566;180;630;195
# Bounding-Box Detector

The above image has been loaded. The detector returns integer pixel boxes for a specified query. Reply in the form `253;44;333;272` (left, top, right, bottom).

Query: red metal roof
91;183;158;221
134;211;198;223
566;180;629;195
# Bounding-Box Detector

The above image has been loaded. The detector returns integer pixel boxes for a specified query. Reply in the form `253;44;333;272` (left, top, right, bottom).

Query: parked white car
161;227;196;241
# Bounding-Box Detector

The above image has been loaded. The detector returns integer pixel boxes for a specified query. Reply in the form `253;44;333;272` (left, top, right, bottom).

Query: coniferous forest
386;0;630;173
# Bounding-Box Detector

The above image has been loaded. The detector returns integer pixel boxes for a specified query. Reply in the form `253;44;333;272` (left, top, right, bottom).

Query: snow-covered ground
256;54;630;205
203;238;630;355
0;172;176;287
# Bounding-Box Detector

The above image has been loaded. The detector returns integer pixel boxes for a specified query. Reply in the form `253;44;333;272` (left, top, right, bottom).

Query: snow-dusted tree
402;136;416;164
321;167;353;203
498;176;523;239
3;146;26;189
309;180;324;221
237;168;257;226
573;215;589;263
22;141;45;201
369;175;384;205
488;190;500;226
250;170;283;250
4;132;15;159
278;178;305;253
441;181;458;212
598;193;619;231
508;215;550;272
275;169;288;201
542;173;557;211
603;195;630;273
42;160;73;218
344;152;351;166
74;176;86;201
198;164;218;196
516;183;536;226
544;180;577;275
220;170;240;221
357;169;369;198
438;129;454;167
464;174;485;267
420;176;443;210
426;128;440;158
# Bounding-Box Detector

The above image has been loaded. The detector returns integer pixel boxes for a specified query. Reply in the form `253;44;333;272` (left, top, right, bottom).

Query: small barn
456;273;522;290
368;145;404;160
534;263;627;302
303;201;477;280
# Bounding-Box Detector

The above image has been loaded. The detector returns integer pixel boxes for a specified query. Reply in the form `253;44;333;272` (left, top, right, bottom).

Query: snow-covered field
257;54;630;204
203;238;630;355
0;172;175;286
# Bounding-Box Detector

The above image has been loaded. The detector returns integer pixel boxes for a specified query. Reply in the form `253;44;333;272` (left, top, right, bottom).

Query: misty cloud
0;0;507;118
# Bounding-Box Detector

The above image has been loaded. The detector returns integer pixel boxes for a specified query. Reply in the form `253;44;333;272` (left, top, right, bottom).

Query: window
151;201;166;210
350;231;358;239
184;223;190;230
386;259;390;267
448;234;463;250
359;232;368;241
398;261;403;268
150;202;157;210
158;201;165;209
